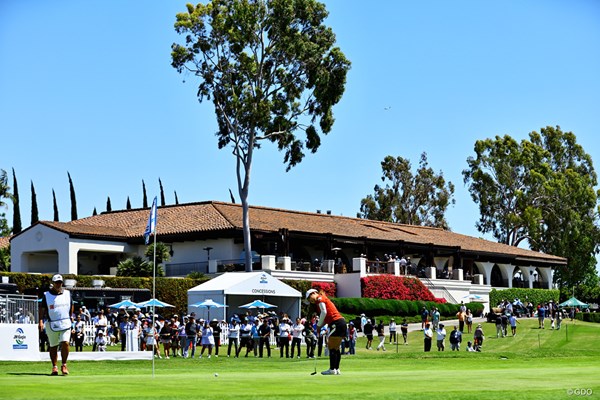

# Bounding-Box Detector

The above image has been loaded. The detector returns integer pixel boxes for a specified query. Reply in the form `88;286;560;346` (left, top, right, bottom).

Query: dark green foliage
106;196;112;212
489;288;559;308
92;207;97;216
174;191;179;205
126;196;132;210
0;212;9;237
0;243;9;271
52;189;59;221
331;297;484;320
359;153;455;228
68;171;78;221
11;168;21;234
186;271;206;280
159;178;165;206
142;180;148;208
463;126;600;290
30;181;38;225
116;256;164;277
575;312;600;323
144;242;171;266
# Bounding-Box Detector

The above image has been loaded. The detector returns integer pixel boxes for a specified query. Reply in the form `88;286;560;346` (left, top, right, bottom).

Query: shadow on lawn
7;373;54;376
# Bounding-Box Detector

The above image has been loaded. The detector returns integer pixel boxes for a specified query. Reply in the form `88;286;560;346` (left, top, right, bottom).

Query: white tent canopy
187;272;302;321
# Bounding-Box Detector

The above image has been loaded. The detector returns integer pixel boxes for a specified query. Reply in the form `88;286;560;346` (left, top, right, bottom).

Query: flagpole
152;226;156;378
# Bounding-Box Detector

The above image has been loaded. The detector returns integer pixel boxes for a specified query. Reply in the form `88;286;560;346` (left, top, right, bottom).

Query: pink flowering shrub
312;281;336;297
361;275;437;301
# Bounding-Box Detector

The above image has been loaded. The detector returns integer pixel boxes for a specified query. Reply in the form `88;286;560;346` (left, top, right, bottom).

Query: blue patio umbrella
138;298;175;308
190;299;228;320
108;299;140;309
239;299;277;310
462;294;485;302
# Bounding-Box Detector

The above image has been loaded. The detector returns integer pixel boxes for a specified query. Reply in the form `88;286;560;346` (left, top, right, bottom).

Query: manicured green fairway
2;319;599;400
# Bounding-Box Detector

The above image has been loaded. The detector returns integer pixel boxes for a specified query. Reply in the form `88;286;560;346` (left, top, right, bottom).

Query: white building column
520;266;535;289
474;261;494;286
497;263;515;288
353;257;367;276
433;256;448;275
277;256;291;271
66;243;78;275
538;267;554;289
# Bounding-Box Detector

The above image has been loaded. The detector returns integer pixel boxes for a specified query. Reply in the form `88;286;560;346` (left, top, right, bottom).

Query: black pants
459;320;465;332
228;338;238;356
291;337;302;358
389;331;397;343
279;337;289;358
317;335;324;357
238;337;252;357
120;332;127;351
213;337;220;355
259;337;271;357
305;336;316;357
75;333;84;352
424;337;432;352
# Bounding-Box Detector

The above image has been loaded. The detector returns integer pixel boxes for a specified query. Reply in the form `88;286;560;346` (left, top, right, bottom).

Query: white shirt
279;322;291;338
292;323;304;338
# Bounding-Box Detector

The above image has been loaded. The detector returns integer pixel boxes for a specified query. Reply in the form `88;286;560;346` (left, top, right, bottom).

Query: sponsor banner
0;324;40;361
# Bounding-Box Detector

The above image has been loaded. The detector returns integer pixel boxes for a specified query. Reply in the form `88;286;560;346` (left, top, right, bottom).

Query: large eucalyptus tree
171;0;350;271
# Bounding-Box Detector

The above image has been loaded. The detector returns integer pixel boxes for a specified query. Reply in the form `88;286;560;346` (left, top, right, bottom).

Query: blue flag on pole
144;196;157;245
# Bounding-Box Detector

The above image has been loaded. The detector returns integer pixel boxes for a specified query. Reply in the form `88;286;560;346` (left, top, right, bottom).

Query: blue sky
1;0;599;253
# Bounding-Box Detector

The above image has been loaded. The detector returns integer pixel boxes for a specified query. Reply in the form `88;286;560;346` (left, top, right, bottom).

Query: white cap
305;289;318;299
52;274;63;282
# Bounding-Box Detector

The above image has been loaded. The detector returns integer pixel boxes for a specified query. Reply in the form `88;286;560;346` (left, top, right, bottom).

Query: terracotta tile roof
25;200;564;264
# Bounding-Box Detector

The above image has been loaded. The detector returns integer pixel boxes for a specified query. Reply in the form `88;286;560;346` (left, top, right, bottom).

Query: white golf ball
214;373;219;377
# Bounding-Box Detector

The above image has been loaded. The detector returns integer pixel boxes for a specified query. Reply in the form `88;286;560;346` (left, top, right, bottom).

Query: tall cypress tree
159;178;166;206
52;189;59;221
142;180;148;208
126;196;132;210
30;181;39;225
106;196;112;212
11;168;21;234
174;190;179;205
68;172;77;220
92;207;98;216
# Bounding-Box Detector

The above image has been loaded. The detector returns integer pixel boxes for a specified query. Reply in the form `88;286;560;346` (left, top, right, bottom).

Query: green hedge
331;297;484;320
489;288;559;308
575;312;600;323
0;272;208;316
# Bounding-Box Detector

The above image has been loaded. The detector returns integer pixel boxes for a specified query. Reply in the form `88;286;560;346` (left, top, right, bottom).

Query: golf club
310;355;317;375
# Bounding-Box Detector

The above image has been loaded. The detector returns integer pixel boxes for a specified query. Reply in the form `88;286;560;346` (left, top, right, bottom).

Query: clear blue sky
1;1;599;253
